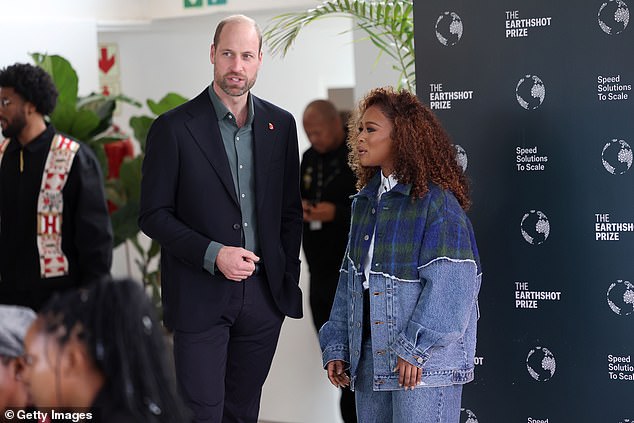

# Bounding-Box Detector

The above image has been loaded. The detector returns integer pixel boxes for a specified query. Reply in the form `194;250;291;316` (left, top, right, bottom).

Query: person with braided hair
319;87;482;422
20;278;189;422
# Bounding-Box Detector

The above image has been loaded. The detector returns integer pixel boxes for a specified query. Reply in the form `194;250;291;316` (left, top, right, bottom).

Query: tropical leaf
147;93;188;116
118;156;143;202
91;135;128;145
148;239;161;260
48;102;76;135
129;115;154;152
263;0;415;91
31;53;79;106
110;201;141;247
79;97;116;137
69;108;100;141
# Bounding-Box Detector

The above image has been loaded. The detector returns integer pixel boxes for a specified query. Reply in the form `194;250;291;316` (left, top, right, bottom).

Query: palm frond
263;0;415;92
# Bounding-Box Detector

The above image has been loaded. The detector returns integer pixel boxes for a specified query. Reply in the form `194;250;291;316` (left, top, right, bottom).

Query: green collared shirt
203;83;259;275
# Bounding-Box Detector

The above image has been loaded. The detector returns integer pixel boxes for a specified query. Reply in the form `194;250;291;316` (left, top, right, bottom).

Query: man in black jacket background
301;99;357;423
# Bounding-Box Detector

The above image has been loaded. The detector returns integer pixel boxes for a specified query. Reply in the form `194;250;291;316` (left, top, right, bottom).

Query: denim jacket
319;174;482;391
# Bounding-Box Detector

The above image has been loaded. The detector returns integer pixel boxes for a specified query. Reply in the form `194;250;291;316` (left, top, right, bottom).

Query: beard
216;71;257;97
1;113;26;139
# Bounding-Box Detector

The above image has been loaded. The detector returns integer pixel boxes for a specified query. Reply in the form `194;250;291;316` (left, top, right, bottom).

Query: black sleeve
70;145;113;282
280;116;303;285
138;114;212;268
332;166;357;227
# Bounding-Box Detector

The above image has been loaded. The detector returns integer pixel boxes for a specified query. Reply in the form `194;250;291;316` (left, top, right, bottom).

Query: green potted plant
32;53;186;312
125;93;188;308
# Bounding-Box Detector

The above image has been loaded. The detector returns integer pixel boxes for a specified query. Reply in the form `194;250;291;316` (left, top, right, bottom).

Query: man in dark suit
139;15;303;423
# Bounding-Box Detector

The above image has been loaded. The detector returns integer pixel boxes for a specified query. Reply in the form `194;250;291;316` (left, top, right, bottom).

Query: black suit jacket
139;89;303;332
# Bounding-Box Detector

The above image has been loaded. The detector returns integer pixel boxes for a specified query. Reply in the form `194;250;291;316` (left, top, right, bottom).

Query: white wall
0;0;316;21
352;24;403;101
0;17;99;94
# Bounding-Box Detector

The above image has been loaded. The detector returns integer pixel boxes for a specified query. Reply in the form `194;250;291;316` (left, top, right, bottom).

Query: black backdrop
414;1;634;422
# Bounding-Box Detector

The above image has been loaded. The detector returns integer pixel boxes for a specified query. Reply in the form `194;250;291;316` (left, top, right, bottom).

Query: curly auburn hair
347;87;471;210
0;63;58;116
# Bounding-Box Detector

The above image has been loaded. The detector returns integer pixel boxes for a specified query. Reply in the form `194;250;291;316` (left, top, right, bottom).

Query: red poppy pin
268;122;274;130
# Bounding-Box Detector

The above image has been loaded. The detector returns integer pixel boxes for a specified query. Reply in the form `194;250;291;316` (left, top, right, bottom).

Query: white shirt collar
379;172;398;197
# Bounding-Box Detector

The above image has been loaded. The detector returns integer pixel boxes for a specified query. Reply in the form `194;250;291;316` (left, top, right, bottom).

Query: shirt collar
208;83;254;126
354;172;412;199
5;124;55;153
380;172;399;195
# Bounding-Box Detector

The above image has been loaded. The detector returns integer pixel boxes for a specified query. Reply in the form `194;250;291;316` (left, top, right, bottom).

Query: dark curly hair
0;63;58;116
348;87;471;210
36;278;190;421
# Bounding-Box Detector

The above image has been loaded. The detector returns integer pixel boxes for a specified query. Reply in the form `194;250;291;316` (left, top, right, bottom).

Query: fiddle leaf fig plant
126;92;188;309
31;53;141;176
32;52;186;314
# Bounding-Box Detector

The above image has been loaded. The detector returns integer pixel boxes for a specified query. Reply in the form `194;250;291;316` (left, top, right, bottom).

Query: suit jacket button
233;223;240;230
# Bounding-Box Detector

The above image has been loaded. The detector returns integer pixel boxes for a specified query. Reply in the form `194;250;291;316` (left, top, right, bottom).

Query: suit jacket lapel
185;90;239;206
252;97;274;213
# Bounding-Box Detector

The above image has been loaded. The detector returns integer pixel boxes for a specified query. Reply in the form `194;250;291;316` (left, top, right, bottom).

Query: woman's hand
326;360;350;388
395;356;422;390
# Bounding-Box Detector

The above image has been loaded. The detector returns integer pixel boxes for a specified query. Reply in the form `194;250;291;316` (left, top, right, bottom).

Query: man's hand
303;201;336;222
394;356;422;390
216;246;259;282
326;360;350;388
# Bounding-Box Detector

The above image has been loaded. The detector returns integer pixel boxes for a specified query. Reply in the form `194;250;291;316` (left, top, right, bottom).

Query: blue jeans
355;340;463;423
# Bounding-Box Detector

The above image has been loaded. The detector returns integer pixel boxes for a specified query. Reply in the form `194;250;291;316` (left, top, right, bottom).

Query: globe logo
455;144;468;172
516;75;546;110
598;0;630;35
602;139;633;175
520;210;550;245
460;408;479;423
526;346;556;382
607;279;634;316
436;12;464;46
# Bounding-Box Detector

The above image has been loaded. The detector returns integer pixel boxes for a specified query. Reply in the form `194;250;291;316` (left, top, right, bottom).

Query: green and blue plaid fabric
346;173;481;281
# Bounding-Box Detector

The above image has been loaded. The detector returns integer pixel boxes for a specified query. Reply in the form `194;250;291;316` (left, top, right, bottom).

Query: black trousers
173;274;284;423
310;270;358;423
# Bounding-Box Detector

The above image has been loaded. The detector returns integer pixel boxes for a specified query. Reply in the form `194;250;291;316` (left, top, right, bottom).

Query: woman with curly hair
21;278;190;422
319;87;482;422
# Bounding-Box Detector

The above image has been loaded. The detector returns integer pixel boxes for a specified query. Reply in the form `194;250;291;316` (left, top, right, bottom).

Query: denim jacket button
356;322;361;328
355;351;359;356
371;208;376;214
415;356;424;364
363;234;369;241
